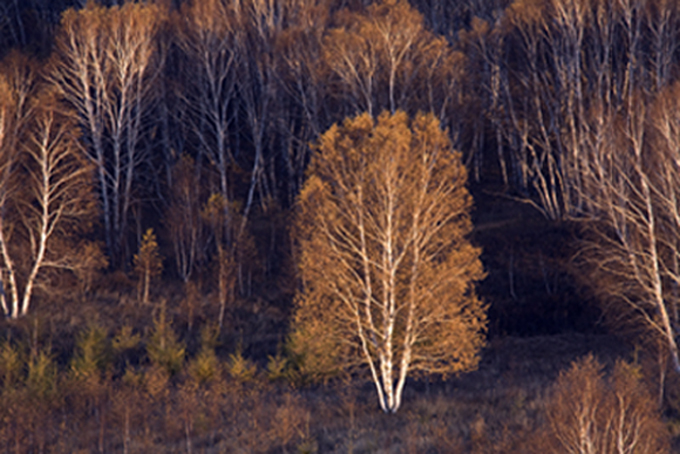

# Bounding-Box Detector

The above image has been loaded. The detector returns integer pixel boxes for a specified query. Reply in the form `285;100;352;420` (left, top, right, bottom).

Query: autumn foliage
292;111;486;412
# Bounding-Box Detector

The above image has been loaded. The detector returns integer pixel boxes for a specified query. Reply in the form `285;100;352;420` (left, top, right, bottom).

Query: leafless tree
577;87;680;377
480;0;679;221
274;0;330;205
231;0;287;234
0;53;36;317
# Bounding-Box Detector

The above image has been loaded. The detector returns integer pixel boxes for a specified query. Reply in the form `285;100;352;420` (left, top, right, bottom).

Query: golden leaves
321;0;461;115
293;110;486;384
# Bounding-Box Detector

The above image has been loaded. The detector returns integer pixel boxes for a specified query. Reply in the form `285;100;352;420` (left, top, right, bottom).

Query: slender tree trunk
123;406;130;454
0;224;20;319
217;246;227;330
642;174;680;372
356;186;388;412
142;268;150;304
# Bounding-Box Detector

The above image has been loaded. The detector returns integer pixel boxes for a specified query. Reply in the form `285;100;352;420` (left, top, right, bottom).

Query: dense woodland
2;0;680;451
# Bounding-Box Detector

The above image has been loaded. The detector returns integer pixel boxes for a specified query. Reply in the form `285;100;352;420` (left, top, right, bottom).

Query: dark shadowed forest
1;0;680;451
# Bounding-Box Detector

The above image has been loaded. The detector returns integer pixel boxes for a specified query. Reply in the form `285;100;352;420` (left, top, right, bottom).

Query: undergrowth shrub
535;354;670;454
188;324;221;385
266;350;296;384
228;348;258;383
70;324;111;381
147;301;185;375
0;341;22;389
268;392;310;452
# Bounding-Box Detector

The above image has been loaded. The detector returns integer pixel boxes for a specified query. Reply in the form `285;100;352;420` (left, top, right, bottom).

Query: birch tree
49;2;165;265
17;91;97;316
173;0;238;239
232;0;286;233
274;0;330;205
543;355;669;454
291;111;486;413
0;53;35;317
173;0;280;287
0;77;98;318
484;0;678;220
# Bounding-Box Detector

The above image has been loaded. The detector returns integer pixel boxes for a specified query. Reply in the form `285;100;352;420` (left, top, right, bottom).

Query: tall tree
273;0;330;205
49;2;166;265
232;0;287;233
291;111;487;413
172;0;271;290
0;58;99;318
15;90;98;317
0;52;36;317
473;0;680;219
173;0;239;240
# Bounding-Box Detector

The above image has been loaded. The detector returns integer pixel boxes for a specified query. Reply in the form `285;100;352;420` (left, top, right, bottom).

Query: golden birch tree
291;111;487;413
538;355;670;454
539;355;670;453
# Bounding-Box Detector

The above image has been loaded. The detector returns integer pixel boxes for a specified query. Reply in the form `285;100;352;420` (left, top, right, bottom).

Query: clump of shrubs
534;354;670;454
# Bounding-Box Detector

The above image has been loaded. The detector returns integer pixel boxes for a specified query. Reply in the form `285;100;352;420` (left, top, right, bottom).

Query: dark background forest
1;0;679;451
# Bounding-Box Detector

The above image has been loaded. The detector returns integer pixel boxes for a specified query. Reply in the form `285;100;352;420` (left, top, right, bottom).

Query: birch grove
575;86;680;380
469;0;680;220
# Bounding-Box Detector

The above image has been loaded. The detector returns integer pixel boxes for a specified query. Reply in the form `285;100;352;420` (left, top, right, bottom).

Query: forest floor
282;332;638;454
150;331;644;454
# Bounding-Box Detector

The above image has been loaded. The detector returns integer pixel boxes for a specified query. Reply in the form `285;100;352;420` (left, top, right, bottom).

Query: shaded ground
299;332;634;454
